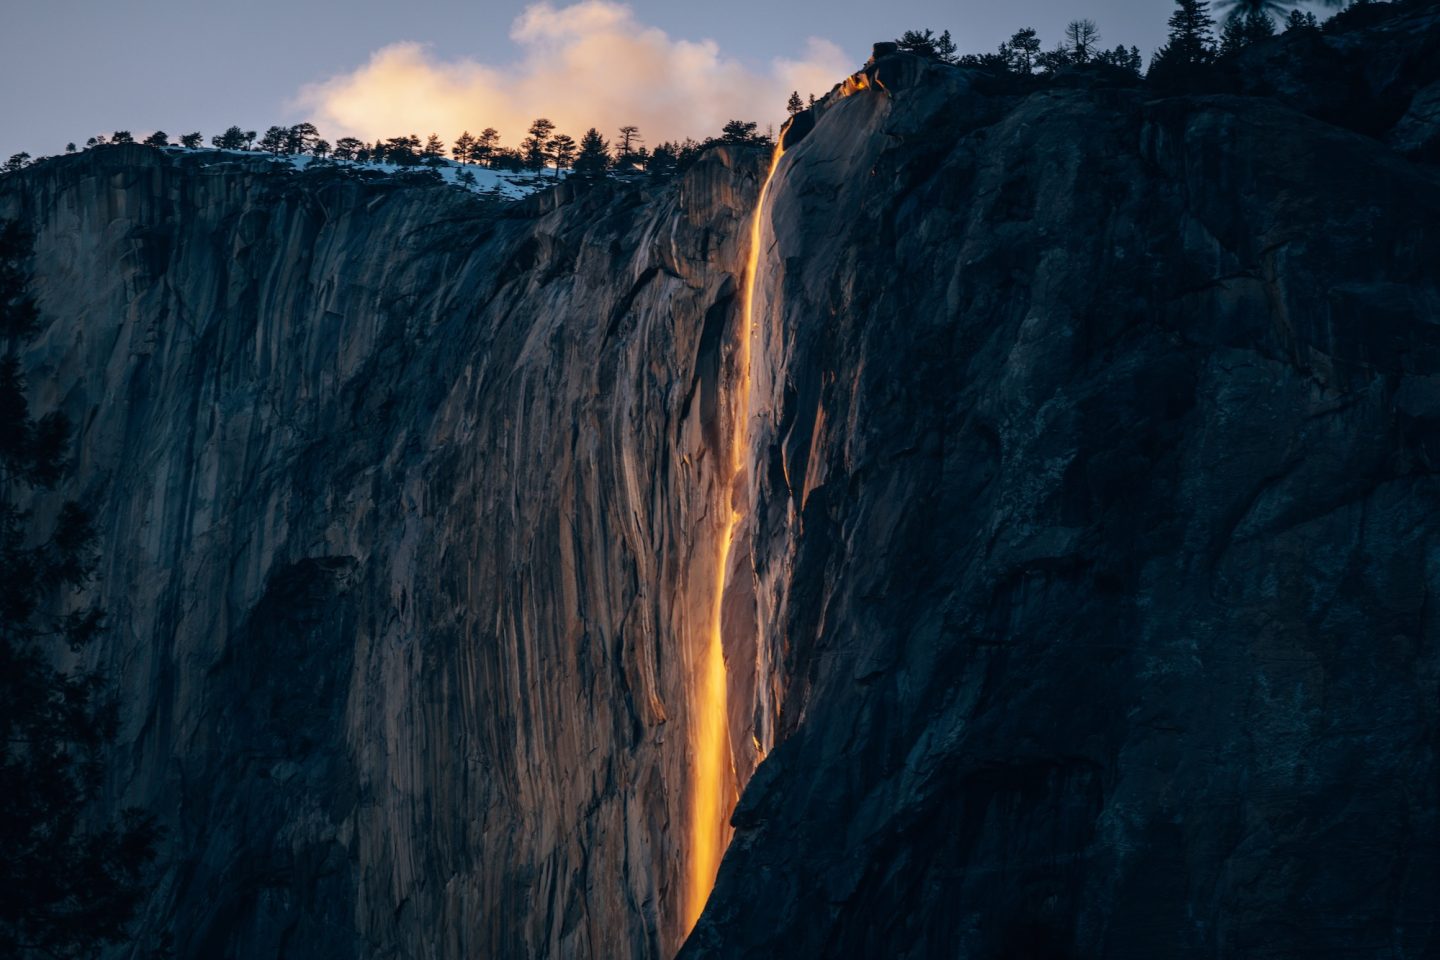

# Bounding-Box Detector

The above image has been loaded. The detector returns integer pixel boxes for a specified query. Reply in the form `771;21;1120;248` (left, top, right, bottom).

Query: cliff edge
2;4;1439;957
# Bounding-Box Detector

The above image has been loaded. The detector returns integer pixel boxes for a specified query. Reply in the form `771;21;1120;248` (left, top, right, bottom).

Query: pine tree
1220;9;1276;55
3;154;30;173
521;118;555;171
896;29;938;58
1036;43;1074;73
258;126;288;154
786;91;804;116
936;29;958;63
383;135;421;166
333;137;362;161
285;122;319;155
573;128;610;178
65;143;77;154
422;133;445;164
547;133;577;177
211;126;247;150
142;131;169;148
179;132;203;149
1095;43;1145;75
1149;0;1217;82
472;128;500;167
110;131;133;144
452;131;476;164
1002;27;1042;73
721;119;759;144
0;219;158;960
649;142;677;179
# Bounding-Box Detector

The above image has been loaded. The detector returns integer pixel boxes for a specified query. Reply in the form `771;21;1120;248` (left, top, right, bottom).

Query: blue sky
0;0;1323;161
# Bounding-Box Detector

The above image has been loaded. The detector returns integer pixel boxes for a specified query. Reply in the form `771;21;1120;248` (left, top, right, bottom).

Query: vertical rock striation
691;15;1440;959
3;5;1440;956
2;146;772;958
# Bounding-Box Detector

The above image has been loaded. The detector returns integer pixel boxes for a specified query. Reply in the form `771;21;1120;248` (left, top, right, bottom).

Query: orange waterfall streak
684;136;788;935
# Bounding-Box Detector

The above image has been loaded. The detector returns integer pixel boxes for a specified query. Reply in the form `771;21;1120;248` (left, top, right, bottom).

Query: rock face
4;5;1440;957
2;147;764;959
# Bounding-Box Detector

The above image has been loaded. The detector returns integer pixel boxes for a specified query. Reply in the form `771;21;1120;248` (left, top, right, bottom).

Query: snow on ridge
162;146;564;201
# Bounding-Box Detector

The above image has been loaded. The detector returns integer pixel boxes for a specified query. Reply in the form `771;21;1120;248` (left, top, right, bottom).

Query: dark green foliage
141;131;168;148
1036;43;1075;73
211;125;247;150
547;133;577;176
1323;0;1392;32
1286;9;1320;30
286;122;320;155
381;134;421;166
648;141;677;179
570;127;610;178
896;28;939;58
3;154;30;174
109;131;132;144
935;30;958;63
472;128;500;167
258;125;288;154
1220;9;1278;55
422;133;445;164
787;91;804;116
394;166;443;184
721;119;760;144
490;148;524;172
650;139;704;178
1149;0;1218;85
452;131;475;164
0;223;40;340
1094;44;1145;74
0;221;157;960
1001;27;1042;74
178;132;202;149
521;118;555;171
333;137;362;162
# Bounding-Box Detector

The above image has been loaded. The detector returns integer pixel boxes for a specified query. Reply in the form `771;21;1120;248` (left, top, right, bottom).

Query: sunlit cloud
292;0;851;150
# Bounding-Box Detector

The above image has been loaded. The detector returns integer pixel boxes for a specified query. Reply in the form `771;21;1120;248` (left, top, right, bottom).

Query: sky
0;0;1322;162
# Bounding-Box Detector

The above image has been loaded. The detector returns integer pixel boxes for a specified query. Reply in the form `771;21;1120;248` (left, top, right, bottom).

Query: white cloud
292;1;850;150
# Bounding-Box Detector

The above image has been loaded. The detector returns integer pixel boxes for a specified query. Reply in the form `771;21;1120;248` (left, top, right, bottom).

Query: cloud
292;1;851;151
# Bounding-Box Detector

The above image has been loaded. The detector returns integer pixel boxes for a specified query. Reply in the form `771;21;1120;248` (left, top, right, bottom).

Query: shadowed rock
2;3;1439;958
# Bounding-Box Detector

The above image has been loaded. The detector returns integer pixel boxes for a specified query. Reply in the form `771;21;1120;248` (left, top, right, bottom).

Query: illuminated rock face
4;5;1440;957
1;147;770;959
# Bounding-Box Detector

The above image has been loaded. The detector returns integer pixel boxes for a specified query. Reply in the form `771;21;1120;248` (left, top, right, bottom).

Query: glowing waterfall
684;136;788;935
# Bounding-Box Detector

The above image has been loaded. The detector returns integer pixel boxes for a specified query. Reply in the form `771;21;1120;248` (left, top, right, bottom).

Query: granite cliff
3;3;1440;957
